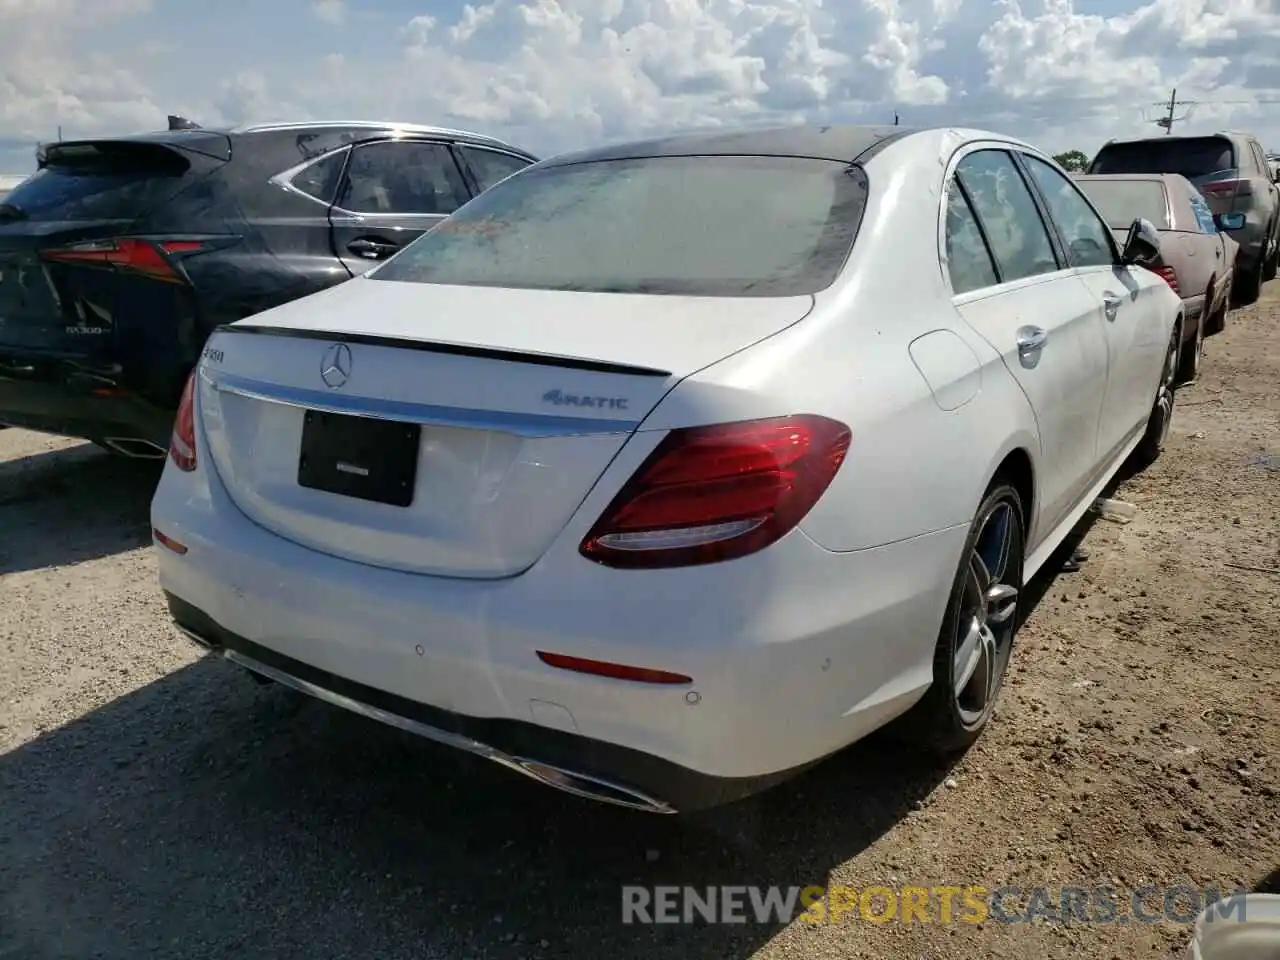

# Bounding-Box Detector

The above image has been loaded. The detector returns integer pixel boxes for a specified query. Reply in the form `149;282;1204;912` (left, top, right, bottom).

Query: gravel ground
2;284;1278;960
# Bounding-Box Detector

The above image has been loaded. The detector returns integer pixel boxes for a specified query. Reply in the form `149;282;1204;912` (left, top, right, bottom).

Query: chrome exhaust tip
101;436;167;460
509;758;677;814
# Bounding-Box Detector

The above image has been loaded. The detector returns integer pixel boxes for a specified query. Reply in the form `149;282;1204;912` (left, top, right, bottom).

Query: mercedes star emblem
320;342;353;389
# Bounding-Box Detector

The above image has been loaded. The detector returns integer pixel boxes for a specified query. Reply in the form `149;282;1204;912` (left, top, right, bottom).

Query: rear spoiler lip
215;323;674;378
38;132;233;166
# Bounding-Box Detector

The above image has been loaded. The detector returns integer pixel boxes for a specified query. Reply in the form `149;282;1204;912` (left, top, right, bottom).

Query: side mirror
1216;212;1247;231
1120;216;1161;265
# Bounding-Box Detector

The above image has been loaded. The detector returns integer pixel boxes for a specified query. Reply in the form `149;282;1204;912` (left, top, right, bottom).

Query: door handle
1016;325;1048;354
1102;293;1123;321
347;238;400;260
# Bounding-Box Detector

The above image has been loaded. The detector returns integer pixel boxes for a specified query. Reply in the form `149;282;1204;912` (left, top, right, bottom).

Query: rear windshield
1089;137;1236;182
2;143;191;222
1075;179;1170;229
369;155;869;297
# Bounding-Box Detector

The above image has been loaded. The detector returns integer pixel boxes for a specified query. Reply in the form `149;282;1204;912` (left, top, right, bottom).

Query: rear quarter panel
641;131;1041;555
145;129;360;338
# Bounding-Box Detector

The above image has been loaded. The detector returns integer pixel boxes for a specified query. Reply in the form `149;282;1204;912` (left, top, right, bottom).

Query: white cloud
1;0;1279;173
0;0;159;150
311;0;345;25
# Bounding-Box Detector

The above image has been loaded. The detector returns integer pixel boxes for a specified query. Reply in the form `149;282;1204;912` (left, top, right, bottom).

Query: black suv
0;120;537;455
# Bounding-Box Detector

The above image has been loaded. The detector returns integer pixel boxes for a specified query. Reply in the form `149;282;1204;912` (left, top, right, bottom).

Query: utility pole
1154;88;1195;134
893;111;899;126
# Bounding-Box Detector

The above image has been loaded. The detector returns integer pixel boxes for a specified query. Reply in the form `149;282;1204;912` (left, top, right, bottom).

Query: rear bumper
0;358;174;448
166;592;807;813
151;428;968;811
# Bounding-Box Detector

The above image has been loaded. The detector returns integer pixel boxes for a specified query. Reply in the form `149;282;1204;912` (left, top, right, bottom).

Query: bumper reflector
536;651;692;685
152;527;188;555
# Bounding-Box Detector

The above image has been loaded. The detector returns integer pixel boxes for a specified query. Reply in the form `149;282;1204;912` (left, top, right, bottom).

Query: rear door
0;136;228;360
1188;186;1237;302
945;146;1110;538
1021;152;1169;462
328;139;472;275
1173;180;1224;312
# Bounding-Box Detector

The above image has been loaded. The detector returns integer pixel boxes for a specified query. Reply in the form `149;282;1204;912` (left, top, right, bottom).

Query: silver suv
1088;132;1280;304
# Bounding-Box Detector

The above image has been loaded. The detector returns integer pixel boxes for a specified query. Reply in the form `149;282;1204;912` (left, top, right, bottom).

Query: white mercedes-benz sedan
151;124;1183;814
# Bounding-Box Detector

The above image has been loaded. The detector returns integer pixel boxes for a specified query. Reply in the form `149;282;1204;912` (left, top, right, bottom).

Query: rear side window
1074;178;1170;229
370;155;869;297
336;141;470;215
955;150;1059;284
945;186;999;294
2;143;192;222
458;146;531;192
1248;142;1268;176
1186;188;1217;234
1022;157;1115;268
1089;137;1236;181
289;149;347;205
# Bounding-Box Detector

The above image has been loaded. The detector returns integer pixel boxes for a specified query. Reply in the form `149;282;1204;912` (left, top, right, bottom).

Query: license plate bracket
297;410;420;507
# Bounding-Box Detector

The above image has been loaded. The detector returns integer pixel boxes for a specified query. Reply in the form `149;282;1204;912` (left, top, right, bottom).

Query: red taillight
152;527;188;555
1200;178;1253;199
169;370;197;472
1146;264;1180;294
535;651;692;685
41;237;204;283
579;414;851;569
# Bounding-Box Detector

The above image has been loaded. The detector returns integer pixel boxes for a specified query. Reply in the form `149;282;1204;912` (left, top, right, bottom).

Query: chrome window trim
269;145;353;210
233;120;536;159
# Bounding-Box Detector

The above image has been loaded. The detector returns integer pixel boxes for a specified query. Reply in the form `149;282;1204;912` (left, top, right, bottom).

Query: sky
1;0;1278;174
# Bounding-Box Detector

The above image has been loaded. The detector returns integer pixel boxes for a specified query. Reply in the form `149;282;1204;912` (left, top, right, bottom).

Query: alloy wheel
1153;325;1180;449
1182;315;1205;384
952;498;1020;727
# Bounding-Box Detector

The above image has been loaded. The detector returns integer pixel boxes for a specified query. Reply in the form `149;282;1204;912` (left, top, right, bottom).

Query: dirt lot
1;286;1277;960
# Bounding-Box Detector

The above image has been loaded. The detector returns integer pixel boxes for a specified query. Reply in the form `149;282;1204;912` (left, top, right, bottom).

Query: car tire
1264;226;1279;282
898;480;1025;755
1234;246;1266;306
1204;288;1228;337
1132;317;1181;470
1176;308;1206;385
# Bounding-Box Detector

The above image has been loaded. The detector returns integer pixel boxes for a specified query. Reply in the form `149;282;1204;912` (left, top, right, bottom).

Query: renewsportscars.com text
620;884;1250;926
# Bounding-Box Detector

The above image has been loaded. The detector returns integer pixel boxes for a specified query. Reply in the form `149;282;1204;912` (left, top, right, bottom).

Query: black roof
542;124;917;167
38;121;535;164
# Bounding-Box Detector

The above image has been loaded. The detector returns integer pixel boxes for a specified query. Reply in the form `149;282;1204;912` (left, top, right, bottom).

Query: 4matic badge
541;389;629;411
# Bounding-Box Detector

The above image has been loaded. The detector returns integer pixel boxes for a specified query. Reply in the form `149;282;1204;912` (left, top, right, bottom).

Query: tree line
1053;151;1090;172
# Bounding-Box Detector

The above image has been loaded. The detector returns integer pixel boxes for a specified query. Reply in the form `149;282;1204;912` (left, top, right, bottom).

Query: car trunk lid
196;277;814;578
